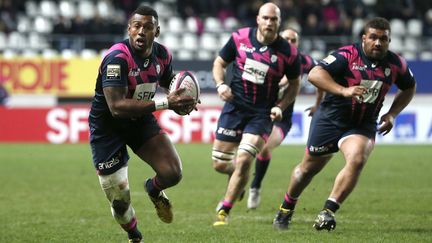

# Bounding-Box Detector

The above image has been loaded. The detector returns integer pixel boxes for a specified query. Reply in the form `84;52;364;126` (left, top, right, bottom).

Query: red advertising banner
0;105;221;144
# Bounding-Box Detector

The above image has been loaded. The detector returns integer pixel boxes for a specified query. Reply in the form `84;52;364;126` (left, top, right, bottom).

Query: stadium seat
167;17;184;33
41;48;59;59
22;49;39;58
219;32;231;46
402;51;417;60
185;16;199;33
0;32;6;50
78;0;96;20
161;33;181;51
176;49;194;60
404;37;419;52
196;50;214;60
200;33;220;51
310;50;325;60
223;17;239;31
34;16;53;33
7;31;27;50
204;17;223;32
181;32;199;50
17;16;32;33
61;49;78;59
28;32;49;50
59;0;77;18
390;36;404;53
2;50;18;59
352;18;364;37
362;0;377;6
96;0;114;19
419;51;432;60
390;19;406;36
153;2;174;18
406;19;423;37
81;49;98;59
25;1;39;17
39;0;58;19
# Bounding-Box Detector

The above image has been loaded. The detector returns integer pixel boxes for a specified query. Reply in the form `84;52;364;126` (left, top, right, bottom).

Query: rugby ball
169;71;200;115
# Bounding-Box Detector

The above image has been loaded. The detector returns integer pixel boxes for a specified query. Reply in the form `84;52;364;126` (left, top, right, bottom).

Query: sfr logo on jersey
242;58;269;84
133;83;157;101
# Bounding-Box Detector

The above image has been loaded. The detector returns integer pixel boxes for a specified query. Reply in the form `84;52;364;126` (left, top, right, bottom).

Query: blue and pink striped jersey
318;43;416;125
90;40;173;119
219;27;301;113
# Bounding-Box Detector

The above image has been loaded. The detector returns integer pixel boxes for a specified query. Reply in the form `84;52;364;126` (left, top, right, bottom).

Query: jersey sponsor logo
356;79;383;103
133;83;157;101
128;68;140;77
107;64;121;79
308;144;331;153
143;59;150;67
239;43;256;53
271;54;277;63
322;55;336;65
156;64;161;74
242;58;269;84
217;127;240;137
352;62;367;71
259;46;268;52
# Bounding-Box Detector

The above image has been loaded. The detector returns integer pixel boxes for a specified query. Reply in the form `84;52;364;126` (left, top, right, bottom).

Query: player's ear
155;26;160;37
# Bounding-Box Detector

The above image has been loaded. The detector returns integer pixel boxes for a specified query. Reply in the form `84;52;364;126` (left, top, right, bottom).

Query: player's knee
112;199;130;215
238;142;259;158
158;168;182;188
212;149;235;173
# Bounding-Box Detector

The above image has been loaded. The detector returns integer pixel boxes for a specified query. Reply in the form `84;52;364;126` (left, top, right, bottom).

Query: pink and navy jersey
300;52;317;74
280;52;317;123
90;40;173;119
318;43;416;126
219;27;301;113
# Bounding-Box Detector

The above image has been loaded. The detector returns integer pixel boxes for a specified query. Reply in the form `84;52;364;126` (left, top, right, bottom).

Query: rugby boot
313;209;336;231
213;209;229;226
273;205;294;230
247;188;261;209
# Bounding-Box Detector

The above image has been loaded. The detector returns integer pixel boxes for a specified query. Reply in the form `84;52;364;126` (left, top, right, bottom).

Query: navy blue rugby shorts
89;114;162;175
306;108;376;156
215;102;272;143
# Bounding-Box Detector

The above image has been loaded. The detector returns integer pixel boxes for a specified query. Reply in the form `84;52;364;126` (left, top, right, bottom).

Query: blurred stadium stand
0;0;431;60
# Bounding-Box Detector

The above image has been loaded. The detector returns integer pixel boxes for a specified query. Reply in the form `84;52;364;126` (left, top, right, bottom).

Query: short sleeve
218;35;236;63
101;53;129;88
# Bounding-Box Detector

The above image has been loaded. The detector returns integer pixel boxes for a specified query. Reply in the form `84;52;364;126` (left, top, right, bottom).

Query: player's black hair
364;17;391;33
130;5;159;22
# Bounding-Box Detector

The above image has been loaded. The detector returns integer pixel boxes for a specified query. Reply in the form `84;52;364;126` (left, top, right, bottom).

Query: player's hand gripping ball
169;71;200;115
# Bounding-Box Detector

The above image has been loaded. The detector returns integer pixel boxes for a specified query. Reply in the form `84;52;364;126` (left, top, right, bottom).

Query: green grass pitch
0;143;431;242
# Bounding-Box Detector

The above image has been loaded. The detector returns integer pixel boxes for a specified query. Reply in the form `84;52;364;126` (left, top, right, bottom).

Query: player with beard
247;28;321;209
272;17;416;231
88;5;196;242
211;2;301;226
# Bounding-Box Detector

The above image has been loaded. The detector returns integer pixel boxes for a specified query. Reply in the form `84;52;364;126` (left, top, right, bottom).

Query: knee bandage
238;142;259;158
212;149;235;163
98;166;135;224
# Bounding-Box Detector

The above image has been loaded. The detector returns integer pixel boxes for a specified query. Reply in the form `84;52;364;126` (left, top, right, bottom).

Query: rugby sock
145;177;162;198
125;218;142;241
220;200;233;214
250;154;271;189
281;193;298;210
324;198;340;213
121;217;137;232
